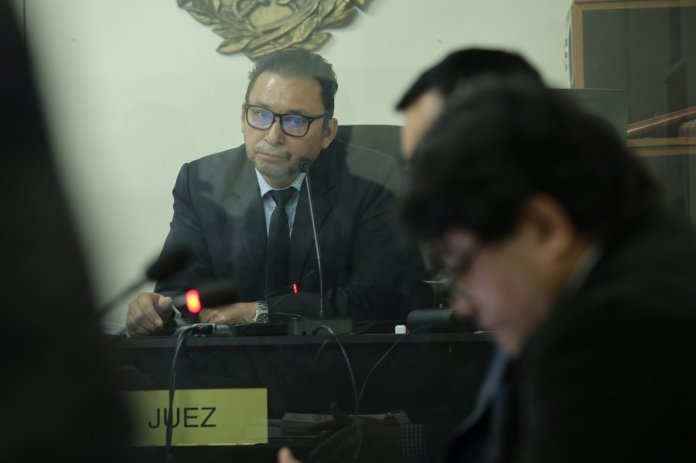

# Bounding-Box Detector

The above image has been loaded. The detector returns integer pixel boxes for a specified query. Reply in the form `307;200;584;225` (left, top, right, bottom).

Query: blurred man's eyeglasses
434;242;483;302
244;104;326;138
427;267;476;304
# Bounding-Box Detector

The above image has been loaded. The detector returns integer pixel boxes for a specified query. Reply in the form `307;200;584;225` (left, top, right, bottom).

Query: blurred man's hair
401;80;661;244
396;48;543;110
246;48;338;118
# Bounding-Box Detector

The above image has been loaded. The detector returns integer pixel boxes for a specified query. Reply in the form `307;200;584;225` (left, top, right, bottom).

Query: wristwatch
254;300;268;323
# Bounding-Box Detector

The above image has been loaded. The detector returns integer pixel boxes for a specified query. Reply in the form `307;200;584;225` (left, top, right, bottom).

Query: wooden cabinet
568;0;696;220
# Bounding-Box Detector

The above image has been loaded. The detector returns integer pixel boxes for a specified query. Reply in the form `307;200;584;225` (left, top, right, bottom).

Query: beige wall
17;0;573;324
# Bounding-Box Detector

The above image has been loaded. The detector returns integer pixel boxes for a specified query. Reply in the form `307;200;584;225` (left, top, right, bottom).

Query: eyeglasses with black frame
244;104;327;138
434;241;483;303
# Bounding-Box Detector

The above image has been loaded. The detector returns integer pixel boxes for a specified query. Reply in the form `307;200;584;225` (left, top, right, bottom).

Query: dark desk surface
113;331;492;348
113;331;494;463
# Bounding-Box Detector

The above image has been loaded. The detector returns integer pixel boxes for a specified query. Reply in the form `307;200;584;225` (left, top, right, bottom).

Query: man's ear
240;103;246;134
321;118;338;149
518;194;578;263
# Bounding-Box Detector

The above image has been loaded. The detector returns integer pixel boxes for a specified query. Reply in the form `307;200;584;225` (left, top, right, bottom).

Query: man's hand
199;302;257;324
126;292;173;336
278;447;303;463
308;404;401;463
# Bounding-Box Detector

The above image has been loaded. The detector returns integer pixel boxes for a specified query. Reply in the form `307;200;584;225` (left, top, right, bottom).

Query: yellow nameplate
123;388;268;446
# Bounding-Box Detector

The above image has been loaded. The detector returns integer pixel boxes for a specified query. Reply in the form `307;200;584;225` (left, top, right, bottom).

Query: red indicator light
292;283;298;294
185;289;202;314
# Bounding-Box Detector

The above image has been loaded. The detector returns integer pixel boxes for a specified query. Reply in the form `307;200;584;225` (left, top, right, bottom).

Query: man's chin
257;164;298;187
256;158;287;174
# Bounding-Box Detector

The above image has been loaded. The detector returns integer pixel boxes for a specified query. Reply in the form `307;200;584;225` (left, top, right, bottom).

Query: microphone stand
299;157;324;319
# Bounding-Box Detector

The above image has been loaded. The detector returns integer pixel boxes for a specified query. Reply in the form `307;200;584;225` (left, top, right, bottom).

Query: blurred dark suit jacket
446;210;696;463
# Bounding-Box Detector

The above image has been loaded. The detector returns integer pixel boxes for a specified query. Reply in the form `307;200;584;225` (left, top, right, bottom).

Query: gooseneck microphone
95;245;191;320
298;156;325;318
162;280;239;319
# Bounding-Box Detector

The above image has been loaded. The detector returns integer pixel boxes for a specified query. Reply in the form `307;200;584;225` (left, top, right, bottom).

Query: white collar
255;169;306;196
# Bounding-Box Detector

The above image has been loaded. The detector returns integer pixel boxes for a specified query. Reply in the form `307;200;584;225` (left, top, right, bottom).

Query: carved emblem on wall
177;0;373;60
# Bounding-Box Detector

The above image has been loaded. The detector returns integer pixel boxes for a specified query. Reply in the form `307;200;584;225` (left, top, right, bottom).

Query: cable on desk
357;325;430;405
164;324;202;463
273;312;363;461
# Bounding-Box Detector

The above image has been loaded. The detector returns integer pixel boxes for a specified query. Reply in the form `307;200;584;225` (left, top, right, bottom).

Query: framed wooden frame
568;0;696;89
567;1;696;221
567;0;696;153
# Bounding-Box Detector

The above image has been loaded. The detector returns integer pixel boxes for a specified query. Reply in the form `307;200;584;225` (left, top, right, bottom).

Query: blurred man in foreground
1;2;130;460
396;48;542;161
283;49;546;463
400;81;696;462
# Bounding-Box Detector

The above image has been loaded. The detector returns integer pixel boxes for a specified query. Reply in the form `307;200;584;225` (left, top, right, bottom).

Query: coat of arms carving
177;0;374;60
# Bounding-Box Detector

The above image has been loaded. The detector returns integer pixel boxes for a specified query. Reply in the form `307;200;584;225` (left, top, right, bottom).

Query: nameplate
123;388;268;446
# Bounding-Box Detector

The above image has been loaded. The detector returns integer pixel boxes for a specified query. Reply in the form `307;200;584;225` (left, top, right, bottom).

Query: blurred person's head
396;48;543;160
401;81;659;355
1;3;130;460
242;49;339;188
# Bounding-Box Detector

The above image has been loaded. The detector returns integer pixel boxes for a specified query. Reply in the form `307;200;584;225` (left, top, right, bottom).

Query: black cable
357;325;430;404
164;325;198;463
348;325;429;458
273;312;362;460
307;321;431;459
312;321;377;364
274;313;359;413
272;314;433;460
182;319;276;373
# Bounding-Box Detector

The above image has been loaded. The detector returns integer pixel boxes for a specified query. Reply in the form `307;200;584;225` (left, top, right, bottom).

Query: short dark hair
396;48;543;110
246;49;338;118
401;80;660;244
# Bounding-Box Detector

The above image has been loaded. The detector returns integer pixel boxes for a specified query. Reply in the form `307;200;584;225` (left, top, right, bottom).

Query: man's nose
264;117;285;144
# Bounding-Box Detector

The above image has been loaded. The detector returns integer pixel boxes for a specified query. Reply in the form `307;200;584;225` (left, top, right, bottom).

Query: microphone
297;157;312;174
162;280;238;321
297;156;325;318
95;245;191;320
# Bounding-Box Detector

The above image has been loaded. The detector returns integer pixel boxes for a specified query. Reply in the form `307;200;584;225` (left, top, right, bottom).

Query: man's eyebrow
285;109;312;115
246;102;315;116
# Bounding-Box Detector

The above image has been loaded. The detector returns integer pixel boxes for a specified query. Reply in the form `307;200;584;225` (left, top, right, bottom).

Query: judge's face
242;72;337;188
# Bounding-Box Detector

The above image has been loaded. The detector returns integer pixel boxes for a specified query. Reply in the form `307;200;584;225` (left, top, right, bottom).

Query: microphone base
288;318;354;336
406;308;477;333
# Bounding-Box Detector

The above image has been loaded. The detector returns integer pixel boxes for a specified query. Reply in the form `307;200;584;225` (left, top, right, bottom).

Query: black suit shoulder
188;144;245;167
512;212;696;463
527;213;696;357
183;144;249;192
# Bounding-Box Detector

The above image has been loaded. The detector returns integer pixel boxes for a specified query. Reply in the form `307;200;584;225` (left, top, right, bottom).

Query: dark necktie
265;188;295;298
